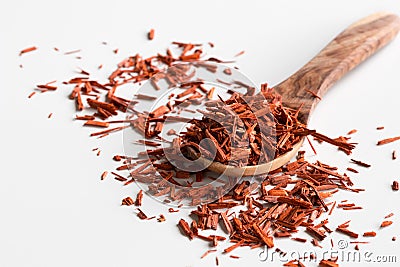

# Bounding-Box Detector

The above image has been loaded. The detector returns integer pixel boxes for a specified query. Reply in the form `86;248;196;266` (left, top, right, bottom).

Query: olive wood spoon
195;12;400;177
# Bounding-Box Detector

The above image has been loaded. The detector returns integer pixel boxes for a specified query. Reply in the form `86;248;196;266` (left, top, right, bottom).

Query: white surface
1;1;400;266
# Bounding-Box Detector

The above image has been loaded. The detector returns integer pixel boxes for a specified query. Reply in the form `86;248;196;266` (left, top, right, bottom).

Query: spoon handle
274;12;400;123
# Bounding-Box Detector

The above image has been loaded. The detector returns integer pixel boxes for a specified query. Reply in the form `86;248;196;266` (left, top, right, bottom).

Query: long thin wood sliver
135;190;143;206
22;20;400;260
350;159;371;168
148;29;155;40
19;46;37;56
90;126;129;137
377;136;400;146
346;167;358;173
347;129;357;135
363;231;376;237
224;240;244;253
336;227;358;238
381;221;393;228
319;259;339;267
64;49;81;55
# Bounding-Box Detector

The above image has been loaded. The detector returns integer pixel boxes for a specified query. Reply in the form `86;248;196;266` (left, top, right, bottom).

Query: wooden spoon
195;12;400;177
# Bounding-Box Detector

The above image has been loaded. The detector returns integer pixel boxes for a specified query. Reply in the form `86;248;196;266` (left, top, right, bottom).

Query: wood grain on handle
274;12;400;123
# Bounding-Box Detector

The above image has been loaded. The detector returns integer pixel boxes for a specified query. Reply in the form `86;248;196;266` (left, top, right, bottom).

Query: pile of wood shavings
22;34;398;267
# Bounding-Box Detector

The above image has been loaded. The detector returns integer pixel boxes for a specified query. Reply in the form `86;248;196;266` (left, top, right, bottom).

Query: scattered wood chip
135;190;143;206
137;208;149;220
19;46;37;56
200;249;217;259
346;167;358;173
168;208;179;213
385;213;394;219
347;129;357;135
101;171;108;180
381;221;393;228
377;136;400;146
224;240;244;253
148;29;155;40
392;181;399;191
178;219;194;240
121;197;134;206
292;237;307;243
319;259;339;267
64;49;81;55
363;231;376;237
336;221;358;238
84;120;110;128
305;89;321;100
28;92;36;98
350;159;371;168
223;68;232;75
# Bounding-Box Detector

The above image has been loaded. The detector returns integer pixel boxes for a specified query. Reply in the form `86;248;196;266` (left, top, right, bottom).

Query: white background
1;1;400;266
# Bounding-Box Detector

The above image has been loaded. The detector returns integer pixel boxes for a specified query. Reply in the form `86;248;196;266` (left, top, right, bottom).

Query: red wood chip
363;231;376;237
135;190;143;206
121;197;134;206
392;181;399;191
350;159;371;168
101;171;108;180
234;50;245;57
319;259;339;267
347;129;357;135
385;213;394;219
19;46;37;56
200;249;216;259
381;221;393;228
148;29;155;40
377;136;400;145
